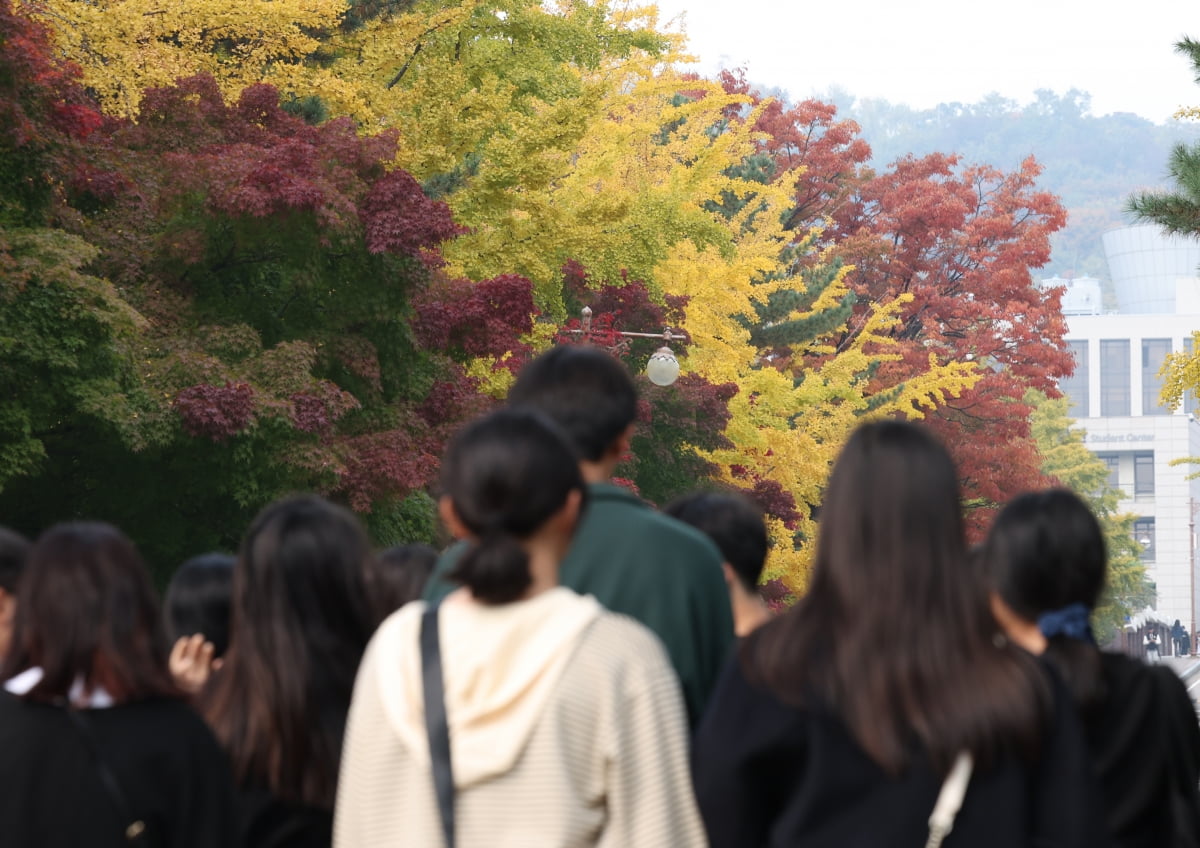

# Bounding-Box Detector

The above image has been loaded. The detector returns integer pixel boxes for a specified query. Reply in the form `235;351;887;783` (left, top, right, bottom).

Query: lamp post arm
567;328;688;341
569;306;685;387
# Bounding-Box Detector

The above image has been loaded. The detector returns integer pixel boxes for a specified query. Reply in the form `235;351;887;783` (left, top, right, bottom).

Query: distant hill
819;87;1200;281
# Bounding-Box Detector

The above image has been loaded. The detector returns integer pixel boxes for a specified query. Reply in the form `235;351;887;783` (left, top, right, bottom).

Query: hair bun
451;534;532;605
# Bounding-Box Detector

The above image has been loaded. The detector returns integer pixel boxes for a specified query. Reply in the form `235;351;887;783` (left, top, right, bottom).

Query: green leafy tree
0;51;531;574
1029;390;1154;643
0;0;149;513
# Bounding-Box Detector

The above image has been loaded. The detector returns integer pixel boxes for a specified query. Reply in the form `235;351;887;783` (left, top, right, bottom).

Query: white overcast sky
649;0;1199;122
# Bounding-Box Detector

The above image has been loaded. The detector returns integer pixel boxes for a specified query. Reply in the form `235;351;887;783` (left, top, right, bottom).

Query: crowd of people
0;344;1198;847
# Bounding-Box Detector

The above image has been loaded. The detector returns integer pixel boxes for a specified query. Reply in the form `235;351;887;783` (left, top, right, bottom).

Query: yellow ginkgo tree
435;64;983;589
25;0;345;116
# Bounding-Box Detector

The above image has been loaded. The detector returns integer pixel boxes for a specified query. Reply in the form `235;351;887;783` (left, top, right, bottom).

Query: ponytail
450;533;532;605
1042;635;1106;714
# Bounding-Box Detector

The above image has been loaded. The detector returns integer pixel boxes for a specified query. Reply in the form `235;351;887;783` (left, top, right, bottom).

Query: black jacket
692;649;1113;848
1085;652;1200;848
0;692;236;847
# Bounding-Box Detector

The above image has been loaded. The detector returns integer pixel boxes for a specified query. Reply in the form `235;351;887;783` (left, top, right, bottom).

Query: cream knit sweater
333;588;707;848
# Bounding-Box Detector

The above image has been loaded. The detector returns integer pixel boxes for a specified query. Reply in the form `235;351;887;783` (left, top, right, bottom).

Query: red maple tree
718;74;1070;534
825;154;1069;533
0;0;106;221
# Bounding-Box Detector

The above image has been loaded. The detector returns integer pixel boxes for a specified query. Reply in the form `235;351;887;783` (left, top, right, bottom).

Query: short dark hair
982;488;1107;710
444;408;585;604
506;345;638;462
164;552;235;657
664;492;767;591
0;526;30;593
1;522;178;704
371;543;438;620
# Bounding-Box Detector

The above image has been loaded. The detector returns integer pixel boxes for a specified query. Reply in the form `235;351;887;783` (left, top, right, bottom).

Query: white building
1055;226;1200;634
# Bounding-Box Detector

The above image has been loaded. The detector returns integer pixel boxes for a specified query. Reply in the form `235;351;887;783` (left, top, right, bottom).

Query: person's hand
169;633;220;694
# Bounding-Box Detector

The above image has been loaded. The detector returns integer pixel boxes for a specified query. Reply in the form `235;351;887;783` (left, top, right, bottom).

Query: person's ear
560;488;583;532
541;488;583;539
438;496;475;541
721;563;737;591
607;423;636;463
989;590;1046;654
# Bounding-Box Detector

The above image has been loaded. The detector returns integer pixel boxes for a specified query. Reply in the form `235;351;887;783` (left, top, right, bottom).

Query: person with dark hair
0;526;29;662
692;421;1110;848
165;552;234;693
369;542;437;622
0;522;235;846
664;491;770;636
425;345;733;726
983;487;1200;847
1173;619;1187;656
200;495;376;848
335;409;705;847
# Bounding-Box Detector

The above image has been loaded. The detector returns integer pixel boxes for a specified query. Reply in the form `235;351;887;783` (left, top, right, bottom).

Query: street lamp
573;306;687;387
646;347;681;387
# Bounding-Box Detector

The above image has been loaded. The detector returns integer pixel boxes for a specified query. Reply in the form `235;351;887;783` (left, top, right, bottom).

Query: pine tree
1127;37;1200;234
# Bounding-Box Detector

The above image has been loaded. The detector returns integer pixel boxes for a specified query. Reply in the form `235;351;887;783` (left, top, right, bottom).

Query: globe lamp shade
646;346;681;387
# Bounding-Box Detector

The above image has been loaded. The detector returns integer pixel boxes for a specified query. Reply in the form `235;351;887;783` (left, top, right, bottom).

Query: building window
1133;452;1154;497
1061;340;1089;416
1134;517;1156;561
1142;338;1171;415
1097;452;1120;491
1100;340;1131;417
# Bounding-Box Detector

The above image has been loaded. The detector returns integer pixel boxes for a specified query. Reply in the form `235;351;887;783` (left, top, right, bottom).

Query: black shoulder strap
64;707;148;843
421;604;455;848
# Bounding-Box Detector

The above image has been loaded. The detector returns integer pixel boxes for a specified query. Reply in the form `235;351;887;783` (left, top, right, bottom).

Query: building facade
1055;226;1200;635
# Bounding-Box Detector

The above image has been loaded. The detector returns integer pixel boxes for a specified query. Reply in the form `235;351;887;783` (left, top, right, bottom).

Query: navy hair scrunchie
1038;602;1094;643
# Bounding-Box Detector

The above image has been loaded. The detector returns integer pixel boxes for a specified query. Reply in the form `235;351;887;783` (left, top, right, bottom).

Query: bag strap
63;707;148;843
421;604;455;848
925;751;973;848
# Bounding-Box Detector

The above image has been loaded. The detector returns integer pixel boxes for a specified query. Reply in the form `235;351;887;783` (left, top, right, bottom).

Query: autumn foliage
1;0;1068;586
828;153;1070;533
0;8;528;569
718;71;1070;538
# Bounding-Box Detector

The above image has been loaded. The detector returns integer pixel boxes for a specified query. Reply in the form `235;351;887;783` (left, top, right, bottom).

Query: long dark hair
983;488;1107;712
444;408;585;604
748;420;1049;774
200;495;375;810
0;522;178;704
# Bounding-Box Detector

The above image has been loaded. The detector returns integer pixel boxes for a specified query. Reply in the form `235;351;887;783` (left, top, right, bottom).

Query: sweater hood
374;587;602;788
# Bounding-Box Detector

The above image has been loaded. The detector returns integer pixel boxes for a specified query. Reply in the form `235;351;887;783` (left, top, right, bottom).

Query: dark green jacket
424;482;734;727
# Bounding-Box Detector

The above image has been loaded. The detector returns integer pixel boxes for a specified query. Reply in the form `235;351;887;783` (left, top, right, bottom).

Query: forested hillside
822;88;1200;279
